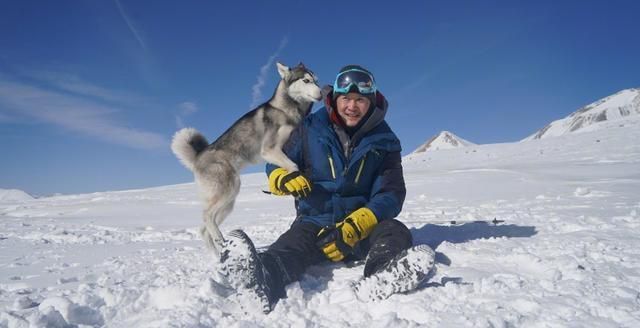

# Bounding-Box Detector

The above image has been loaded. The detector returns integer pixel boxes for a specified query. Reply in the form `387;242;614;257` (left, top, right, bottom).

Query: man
218;65;435;313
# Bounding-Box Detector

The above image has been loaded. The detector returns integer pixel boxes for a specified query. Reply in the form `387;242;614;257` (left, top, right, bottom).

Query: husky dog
171;62;321;254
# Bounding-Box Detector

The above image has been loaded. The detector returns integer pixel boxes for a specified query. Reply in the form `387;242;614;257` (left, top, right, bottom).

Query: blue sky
1;0;639;196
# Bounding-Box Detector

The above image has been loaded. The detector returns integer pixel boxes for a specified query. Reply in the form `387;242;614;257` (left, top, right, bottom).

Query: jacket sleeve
365;151;406;222
265;123;305;176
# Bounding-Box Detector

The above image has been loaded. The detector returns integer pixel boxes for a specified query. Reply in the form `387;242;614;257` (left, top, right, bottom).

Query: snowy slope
523;88;640;141
0;189;34;203
1;118;640;327
412;131;476;153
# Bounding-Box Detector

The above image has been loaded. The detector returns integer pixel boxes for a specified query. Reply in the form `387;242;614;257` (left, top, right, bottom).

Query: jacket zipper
354;153;367;184
327;153;336;179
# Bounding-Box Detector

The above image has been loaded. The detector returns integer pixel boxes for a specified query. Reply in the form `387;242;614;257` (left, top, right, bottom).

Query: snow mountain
0;188;34;203
412;131;476;153
523;87;640;141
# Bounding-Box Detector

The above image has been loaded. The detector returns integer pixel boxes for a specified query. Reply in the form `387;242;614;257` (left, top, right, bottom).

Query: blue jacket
266;91;406;227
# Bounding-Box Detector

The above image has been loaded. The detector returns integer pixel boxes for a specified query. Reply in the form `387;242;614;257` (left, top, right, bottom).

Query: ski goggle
333;69;377;95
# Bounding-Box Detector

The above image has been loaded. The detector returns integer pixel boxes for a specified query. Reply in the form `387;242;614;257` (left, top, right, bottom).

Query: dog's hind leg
202;201;224;253
205;198;235;253
207;173;240;250
200;225;217;250
198;161;241;255
200;198;220;251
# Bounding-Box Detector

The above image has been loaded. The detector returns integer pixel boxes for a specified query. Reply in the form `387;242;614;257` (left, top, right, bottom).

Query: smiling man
217;65;435;312
333;67;376;127
336;92;371;126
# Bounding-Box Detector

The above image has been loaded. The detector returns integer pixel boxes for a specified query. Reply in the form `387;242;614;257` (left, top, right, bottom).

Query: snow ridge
523;87;640;141
0;189;34;203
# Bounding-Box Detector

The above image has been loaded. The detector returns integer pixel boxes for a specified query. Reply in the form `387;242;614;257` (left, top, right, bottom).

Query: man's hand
316;207;378;261
268;168;311;197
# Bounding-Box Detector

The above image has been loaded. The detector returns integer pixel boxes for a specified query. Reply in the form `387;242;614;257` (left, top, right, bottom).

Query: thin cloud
110;0;165;89
0;78;166;150
21;69;150;105
250;37;289;108
178;101;198;115
175;101;198;128
114;0;147;51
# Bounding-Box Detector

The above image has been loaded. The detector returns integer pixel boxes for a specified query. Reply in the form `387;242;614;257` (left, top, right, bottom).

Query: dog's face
277;62;322;104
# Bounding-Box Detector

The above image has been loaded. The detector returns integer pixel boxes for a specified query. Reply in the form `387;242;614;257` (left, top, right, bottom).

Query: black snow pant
257;218;413;303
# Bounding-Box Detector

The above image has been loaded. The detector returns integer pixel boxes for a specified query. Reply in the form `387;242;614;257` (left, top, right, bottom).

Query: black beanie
332;65;377;108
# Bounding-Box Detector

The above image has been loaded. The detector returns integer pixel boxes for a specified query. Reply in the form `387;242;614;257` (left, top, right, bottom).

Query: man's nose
345;99;357;107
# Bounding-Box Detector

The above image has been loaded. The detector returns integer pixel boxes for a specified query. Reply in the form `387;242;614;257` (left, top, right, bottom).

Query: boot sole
354;244;436;301
224;229;272;313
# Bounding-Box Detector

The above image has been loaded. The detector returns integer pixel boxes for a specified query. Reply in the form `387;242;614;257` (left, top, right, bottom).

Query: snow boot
354;244;436;301
217;229;273;313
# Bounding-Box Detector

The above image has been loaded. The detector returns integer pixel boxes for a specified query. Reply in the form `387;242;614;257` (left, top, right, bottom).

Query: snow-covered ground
2;117;640;327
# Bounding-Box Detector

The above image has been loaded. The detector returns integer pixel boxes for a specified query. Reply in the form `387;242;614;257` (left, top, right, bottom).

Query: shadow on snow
412;221;538;251
411;221;537;288
294;222;537;299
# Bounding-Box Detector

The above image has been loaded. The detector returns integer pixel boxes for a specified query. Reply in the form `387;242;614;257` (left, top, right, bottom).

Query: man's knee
361;219;413;277
268;221;322;253
371;219;413;247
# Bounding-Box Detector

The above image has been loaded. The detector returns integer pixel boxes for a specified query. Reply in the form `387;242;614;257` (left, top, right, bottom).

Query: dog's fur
171;62;321;254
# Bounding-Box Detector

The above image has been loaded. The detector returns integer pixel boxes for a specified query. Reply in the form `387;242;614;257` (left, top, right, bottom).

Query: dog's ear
276;62;290;80
297;62;306;69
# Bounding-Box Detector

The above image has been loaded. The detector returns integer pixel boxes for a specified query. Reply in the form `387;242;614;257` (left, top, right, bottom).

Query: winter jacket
266;88;406;228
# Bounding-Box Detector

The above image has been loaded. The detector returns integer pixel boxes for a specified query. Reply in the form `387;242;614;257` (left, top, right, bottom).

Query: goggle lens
333;69;377;95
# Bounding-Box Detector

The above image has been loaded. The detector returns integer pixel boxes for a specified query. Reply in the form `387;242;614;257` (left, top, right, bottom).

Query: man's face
335;92;371;127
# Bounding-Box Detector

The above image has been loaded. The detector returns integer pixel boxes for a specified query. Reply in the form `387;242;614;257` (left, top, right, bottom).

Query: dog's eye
303;78;310;83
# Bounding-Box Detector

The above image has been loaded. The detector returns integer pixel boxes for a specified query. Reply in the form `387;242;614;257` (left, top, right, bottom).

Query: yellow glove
316;207;378;261
268;168;311;197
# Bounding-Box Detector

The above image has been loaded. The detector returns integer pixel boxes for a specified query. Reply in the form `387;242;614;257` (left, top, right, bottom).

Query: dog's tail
171;128;209;171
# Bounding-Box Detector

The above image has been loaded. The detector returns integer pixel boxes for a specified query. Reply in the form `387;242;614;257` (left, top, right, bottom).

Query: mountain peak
523;88;640;141
412;131;475;153
0;188;34;203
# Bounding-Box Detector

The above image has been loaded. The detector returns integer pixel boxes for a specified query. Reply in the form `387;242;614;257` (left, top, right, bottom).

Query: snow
524;88;640;140
0;189;34;203
412;130;476;153
1;117;640;327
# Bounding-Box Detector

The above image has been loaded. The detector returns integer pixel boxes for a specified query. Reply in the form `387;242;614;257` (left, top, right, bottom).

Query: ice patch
574;187;591;196
38;297;104;326
148;287;188;310
0;283;31;293
29;306;69;328
13;296;37;310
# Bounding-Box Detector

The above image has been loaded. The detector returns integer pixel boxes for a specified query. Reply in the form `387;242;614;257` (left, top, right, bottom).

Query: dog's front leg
261;146;298;173
261;126;299;172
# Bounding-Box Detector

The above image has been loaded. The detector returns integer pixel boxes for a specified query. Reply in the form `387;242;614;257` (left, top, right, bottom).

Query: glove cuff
350;207;378;240
268;168;288;195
